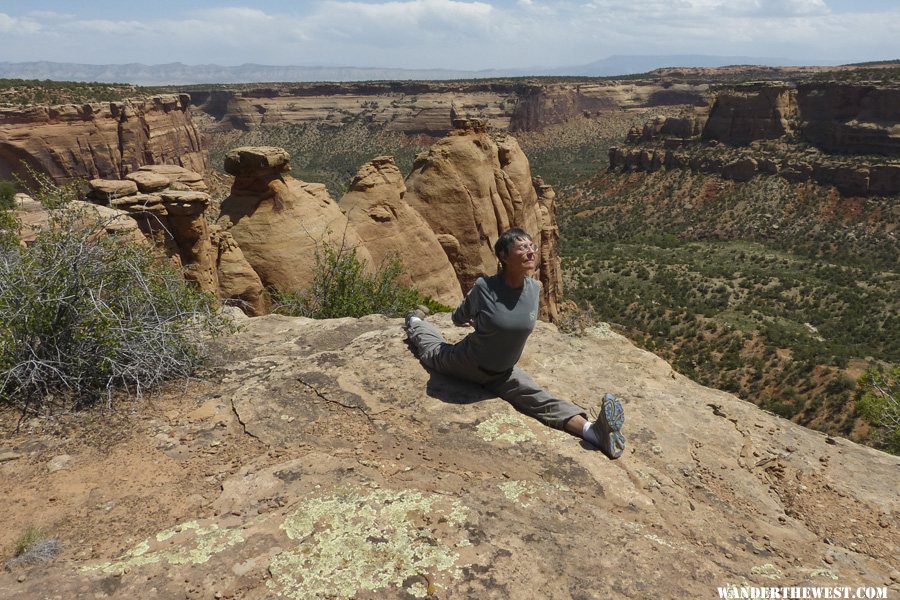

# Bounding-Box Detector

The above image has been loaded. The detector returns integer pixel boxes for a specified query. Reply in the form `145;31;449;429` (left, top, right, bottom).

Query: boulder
13;196;147;247
813;164;870;197
87;178;139;202
223;146;290;175
721;158;758;182
137;164;208;191
124;170;171;193
217;146;372;293
159;191;218;294
216;230;269;317
339;156;463;307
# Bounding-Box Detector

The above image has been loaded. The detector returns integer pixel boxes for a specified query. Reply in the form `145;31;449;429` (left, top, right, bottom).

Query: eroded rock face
533;177;563;321
217;146;372;292
0;95;207;184
81;170;219;295
339;156;463;307
403;121;563;318
215;229;269;317
797;82;900;156
702;85;797;145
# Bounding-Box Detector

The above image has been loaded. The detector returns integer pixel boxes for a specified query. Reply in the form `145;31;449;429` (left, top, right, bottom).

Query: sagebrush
0;201;227;416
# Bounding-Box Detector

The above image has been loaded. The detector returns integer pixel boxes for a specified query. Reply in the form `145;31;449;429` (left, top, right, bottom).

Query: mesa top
451;275;540;373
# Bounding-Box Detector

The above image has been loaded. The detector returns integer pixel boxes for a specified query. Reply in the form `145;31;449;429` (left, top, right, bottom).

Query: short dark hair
494;227;533;261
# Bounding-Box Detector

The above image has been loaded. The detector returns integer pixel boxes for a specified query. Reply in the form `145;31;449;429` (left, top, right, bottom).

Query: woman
405;227;625;459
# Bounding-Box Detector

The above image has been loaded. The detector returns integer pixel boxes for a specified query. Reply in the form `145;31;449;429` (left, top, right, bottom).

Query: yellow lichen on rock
267;486;472;599
82;521;244;573
475;413;536;444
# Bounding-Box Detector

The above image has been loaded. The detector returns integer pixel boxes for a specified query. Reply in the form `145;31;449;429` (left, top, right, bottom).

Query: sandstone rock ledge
1;314;897;598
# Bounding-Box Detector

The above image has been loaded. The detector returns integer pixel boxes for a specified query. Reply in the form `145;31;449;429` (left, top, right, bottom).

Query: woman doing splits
405;227;625;459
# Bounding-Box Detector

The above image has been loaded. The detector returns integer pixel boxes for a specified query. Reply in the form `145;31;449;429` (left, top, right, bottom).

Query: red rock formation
702;85;796;145
0;94;207;184
608;145;900;197
797;82;900;156
338;156;463;307
533;177;562;322
403;120;563;320
215;229;269;317
217;146;372;293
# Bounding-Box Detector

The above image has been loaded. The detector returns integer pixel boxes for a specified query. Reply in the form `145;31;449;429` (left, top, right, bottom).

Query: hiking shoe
590;392;625;459
405;305;430;329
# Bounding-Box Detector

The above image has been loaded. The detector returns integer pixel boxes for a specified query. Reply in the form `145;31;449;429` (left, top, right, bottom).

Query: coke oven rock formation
216;146;374;293
403;119;563;320
338;156;463;308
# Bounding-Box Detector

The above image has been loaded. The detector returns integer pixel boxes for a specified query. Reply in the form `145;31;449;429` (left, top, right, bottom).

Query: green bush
0;181;15;210
0;205;227;416
273;242;447;319
855;366;900;454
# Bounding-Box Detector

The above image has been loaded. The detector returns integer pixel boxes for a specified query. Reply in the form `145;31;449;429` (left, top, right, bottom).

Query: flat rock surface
1;314;897;599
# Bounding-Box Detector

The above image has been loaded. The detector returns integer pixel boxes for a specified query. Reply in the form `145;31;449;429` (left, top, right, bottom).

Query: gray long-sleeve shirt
451;275;540;373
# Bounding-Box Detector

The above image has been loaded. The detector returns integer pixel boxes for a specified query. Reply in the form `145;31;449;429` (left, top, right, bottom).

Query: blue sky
1;1;898;69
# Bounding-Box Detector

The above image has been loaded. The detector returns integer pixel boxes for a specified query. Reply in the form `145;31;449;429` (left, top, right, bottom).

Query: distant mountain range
0;55;823;85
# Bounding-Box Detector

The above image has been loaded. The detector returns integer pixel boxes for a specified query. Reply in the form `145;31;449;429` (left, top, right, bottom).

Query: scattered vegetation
855;366;900;454
0;78;153;106
273;240;449;320
6;526;62;569
0;177;227;419
556;163;898;440
0;180;16;209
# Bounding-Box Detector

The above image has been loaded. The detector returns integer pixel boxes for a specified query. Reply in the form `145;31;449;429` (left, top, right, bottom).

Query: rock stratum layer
610;80;900;196
188;80;712;135
1;314;897;598
0;94;207;184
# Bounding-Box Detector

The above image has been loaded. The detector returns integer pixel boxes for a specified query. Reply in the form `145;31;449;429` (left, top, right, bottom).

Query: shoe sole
599;392;625;459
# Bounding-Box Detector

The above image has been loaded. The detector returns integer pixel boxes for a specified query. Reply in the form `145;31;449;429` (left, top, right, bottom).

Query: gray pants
407;319;586;430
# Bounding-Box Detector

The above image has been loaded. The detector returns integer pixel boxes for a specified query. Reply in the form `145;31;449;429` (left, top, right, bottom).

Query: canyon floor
1;313;897;599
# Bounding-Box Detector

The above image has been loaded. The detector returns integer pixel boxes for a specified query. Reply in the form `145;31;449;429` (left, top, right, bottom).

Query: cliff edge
0;313;896;598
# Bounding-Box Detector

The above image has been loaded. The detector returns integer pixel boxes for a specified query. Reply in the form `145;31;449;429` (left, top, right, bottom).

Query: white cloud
0;2;898;68
0;12;41;34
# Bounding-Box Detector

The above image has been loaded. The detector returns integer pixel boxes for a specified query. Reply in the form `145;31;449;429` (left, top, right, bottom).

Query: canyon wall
188;80;712;135
610;80;900;195
0;94;207;184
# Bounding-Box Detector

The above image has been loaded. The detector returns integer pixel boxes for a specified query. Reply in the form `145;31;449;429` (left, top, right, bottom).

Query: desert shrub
6;525;62;569
273;242;448;319
0;180;16;209
855;366;900;454
0;205;227;417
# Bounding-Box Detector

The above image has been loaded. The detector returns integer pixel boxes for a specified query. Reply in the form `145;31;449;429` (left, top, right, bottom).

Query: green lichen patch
475;413;537;444
750;563;783;580
499;480;537;507
809;568;839;581
82;521;244;574
267;486;472;599
498;479;570;508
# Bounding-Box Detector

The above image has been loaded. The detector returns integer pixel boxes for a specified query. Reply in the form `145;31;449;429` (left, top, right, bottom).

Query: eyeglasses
512;243;538;254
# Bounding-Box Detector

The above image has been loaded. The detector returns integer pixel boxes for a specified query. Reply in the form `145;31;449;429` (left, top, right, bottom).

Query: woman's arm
451;279;481;326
